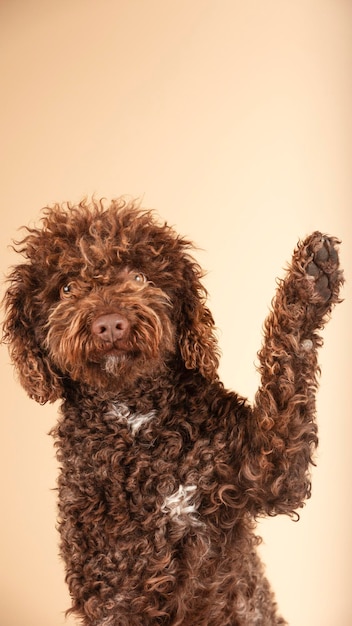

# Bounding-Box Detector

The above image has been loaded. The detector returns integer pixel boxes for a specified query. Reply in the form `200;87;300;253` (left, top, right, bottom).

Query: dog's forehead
32;204;190;279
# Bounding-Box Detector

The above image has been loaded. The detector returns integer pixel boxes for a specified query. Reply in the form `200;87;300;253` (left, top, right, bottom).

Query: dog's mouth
99;344;137;359
90;340;138;364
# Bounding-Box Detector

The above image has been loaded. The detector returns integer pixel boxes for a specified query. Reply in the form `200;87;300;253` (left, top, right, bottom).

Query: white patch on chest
161;484;198;521
107;402;156;436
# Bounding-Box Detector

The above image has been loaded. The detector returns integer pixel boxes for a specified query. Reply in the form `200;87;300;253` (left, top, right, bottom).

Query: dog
2;197;343;625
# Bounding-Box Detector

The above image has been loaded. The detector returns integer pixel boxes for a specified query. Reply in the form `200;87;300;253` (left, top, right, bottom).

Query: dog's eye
60;284;73;298
131;272;147;284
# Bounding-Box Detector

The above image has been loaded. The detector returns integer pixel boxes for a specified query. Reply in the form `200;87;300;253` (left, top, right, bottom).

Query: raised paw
303;232;342;305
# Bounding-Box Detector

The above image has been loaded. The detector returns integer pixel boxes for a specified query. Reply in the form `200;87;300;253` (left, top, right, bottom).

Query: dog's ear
2;264;63;404
177;258;220;380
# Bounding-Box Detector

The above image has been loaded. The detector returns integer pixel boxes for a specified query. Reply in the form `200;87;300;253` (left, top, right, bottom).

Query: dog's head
2;198;220;403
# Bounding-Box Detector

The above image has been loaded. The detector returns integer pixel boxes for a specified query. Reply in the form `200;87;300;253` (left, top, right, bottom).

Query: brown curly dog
2;198;343;625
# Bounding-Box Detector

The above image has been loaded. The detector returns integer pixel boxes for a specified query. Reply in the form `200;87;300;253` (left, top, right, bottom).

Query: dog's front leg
241;232;343;516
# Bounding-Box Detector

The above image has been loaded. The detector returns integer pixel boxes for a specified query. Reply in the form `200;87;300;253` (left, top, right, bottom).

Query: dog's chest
63;403;231;532
62;401;220;530
105;402;204;525
106;402;157;436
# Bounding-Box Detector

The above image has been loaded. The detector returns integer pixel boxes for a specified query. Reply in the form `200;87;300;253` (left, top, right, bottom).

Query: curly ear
177;258;220;380
2;265;63;404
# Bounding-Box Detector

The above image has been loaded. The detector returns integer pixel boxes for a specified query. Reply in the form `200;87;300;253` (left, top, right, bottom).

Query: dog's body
3;199;343;625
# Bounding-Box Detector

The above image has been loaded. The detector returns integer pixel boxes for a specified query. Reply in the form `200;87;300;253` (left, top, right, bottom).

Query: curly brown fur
2;198;343;625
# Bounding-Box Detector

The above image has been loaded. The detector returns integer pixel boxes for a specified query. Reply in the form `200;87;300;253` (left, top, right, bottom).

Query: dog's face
3;199;219;402
45;264;175;393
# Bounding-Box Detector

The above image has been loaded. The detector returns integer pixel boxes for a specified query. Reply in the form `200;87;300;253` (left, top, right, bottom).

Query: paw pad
305;235;340;304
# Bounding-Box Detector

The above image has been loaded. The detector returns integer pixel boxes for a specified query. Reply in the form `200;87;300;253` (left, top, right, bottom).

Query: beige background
0;1;351;625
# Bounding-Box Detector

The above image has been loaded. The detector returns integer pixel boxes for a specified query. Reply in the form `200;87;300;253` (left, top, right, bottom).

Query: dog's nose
91;313;129;343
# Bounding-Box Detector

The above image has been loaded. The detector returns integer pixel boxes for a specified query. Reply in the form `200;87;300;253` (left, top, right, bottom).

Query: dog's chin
92;348;170;394
102;352;128;375
89;348;160;390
